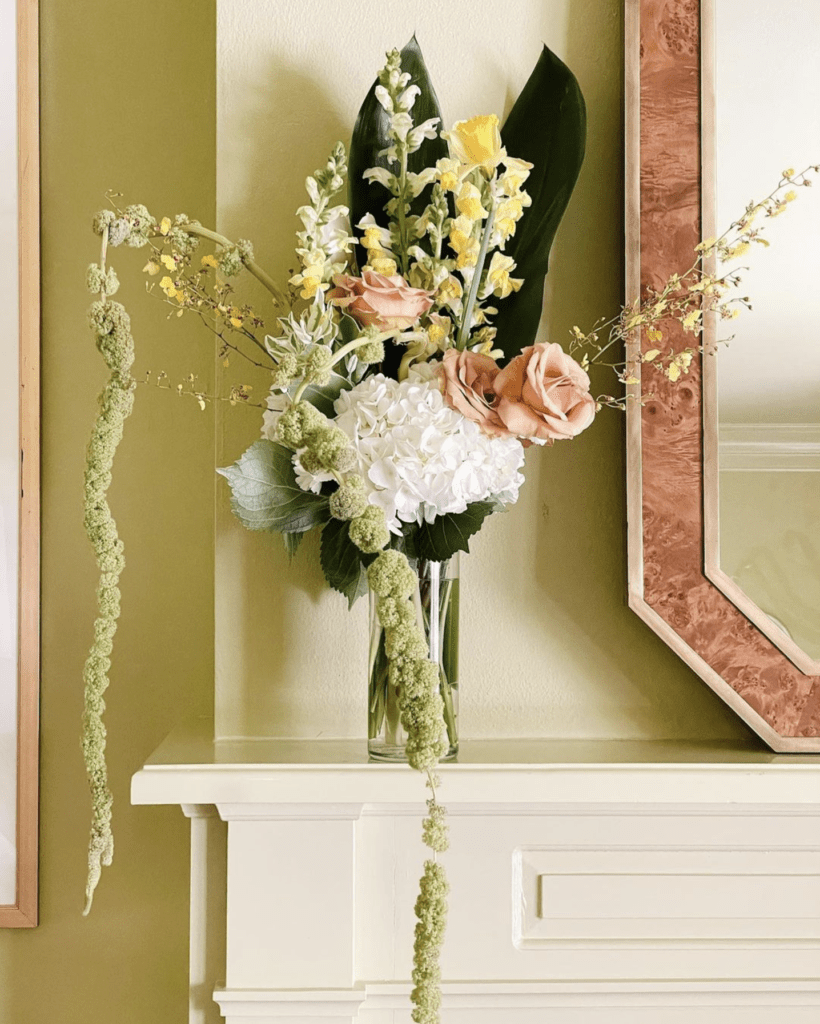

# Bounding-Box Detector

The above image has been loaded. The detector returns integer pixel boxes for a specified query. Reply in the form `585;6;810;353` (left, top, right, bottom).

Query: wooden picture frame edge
0;0;40;929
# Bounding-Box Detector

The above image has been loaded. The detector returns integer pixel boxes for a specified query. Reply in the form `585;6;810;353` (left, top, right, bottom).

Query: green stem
175;223;288;307
456;202;496;350
290;331;395;404
396;145;409;276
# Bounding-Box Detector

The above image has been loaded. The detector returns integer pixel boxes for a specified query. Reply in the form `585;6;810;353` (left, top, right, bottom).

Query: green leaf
337;312;361;346
320;518;370;608
348;35;448;269
283;531;304;559
217;440;330;534
492;44;587;360
300;372;351;418
414;501;497;562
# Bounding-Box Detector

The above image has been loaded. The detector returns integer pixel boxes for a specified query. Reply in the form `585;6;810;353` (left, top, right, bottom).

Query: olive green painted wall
0;2;216;1021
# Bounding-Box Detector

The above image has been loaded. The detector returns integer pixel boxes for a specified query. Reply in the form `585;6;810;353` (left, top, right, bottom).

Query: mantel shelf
131;718;820;810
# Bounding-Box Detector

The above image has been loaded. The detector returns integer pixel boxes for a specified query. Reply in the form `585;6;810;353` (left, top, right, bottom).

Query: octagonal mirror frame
625;0;820;752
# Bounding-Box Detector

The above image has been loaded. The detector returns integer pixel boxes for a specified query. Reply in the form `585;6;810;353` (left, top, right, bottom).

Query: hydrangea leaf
300;371;351;418
493;45;587;360
349;35;448;270
414;501;497;562
282;531;304;559
217;440;330;534
320;518;370;608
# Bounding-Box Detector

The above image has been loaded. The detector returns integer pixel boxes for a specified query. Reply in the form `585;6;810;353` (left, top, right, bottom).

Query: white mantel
133;720;820;1023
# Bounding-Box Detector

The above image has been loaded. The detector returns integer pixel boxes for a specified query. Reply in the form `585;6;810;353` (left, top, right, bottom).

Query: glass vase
367;555;459;762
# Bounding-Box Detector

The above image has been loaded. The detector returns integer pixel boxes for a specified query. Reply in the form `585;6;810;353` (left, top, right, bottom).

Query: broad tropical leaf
320;518;369;608
348;35;448;270
493;45;587;359
414;501;497;562
217;440;330;534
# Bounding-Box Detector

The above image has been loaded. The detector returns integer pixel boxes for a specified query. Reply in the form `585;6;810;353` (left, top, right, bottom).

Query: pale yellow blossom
443;114;504;175
485;251;522;299
455;181;487;221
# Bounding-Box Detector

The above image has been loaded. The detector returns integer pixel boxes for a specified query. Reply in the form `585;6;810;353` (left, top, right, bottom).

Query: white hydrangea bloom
296;371;525;532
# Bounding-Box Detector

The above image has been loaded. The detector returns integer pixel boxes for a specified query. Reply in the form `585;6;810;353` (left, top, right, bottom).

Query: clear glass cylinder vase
367;554;459;762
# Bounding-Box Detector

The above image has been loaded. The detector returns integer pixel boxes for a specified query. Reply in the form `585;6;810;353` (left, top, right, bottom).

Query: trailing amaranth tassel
81;212;136;914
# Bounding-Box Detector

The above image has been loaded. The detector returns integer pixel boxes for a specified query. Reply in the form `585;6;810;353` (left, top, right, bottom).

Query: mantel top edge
138;718;820;770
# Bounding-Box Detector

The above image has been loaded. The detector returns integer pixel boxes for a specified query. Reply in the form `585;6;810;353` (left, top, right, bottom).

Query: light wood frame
625;0;820;752
0;0;40;928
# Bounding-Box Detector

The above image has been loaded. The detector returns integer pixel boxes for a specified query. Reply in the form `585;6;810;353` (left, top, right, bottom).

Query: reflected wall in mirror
626;0;820;752
704;0;820;672
0;0;39;928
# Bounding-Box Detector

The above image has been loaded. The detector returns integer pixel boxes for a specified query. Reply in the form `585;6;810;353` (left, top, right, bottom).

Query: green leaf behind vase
217;439;330;535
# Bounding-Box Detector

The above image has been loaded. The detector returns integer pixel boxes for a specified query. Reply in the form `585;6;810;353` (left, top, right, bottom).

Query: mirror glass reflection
714;0;820;661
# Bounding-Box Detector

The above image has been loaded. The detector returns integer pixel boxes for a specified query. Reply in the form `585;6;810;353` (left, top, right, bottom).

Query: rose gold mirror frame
625;0;820;752
1;0;40;928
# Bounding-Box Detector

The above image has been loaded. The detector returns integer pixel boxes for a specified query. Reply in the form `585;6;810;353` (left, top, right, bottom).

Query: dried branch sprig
136;370;263;410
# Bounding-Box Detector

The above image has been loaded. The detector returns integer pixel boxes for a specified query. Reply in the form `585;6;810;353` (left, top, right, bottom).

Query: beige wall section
0;1;215;1021
214;0;752;742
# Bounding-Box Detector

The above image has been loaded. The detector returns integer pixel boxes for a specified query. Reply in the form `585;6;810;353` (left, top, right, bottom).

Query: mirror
626;0;820;752
704;0;820;671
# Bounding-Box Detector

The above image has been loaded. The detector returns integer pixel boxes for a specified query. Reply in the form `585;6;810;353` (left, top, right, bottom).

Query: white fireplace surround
132;721;820;1023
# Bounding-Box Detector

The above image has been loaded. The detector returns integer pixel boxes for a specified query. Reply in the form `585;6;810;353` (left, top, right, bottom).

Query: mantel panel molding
134;724;820;1023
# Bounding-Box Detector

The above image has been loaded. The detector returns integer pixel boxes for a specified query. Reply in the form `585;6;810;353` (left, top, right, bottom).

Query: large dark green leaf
320;518;369;608
414;501;497;562
493;45;587;359
348;35;448;270
217;440;330;534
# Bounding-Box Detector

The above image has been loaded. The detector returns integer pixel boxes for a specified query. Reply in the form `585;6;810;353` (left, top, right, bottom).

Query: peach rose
438;349;512;438
327;270;434;331
493;342;596;442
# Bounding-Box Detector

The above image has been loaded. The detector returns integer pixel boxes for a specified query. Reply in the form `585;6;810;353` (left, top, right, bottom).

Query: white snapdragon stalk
290;142;356;300
364;49;441;274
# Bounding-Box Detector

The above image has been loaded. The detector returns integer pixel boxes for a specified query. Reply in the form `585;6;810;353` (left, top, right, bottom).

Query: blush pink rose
493;342;596;442
438;349;512;438
327;270;434;330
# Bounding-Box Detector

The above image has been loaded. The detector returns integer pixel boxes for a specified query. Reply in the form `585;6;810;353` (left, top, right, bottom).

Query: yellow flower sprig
569;165;819;406
136;371;262;412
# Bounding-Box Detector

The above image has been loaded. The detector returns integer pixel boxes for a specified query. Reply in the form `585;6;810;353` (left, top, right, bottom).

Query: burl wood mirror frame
0;0;40;927
625;0;820;753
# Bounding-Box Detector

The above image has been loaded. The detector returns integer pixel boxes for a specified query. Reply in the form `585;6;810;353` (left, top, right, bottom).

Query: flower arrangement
80;35;815;1023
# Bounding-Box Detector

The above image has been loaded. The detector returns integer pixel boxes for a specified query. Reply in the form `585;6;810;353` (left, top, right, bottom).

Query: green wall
0;2;216;1021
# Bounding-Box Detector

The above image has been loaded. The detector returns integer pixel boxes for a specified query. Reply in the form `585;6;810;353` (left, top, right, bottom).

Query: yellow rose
444;114;504;174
